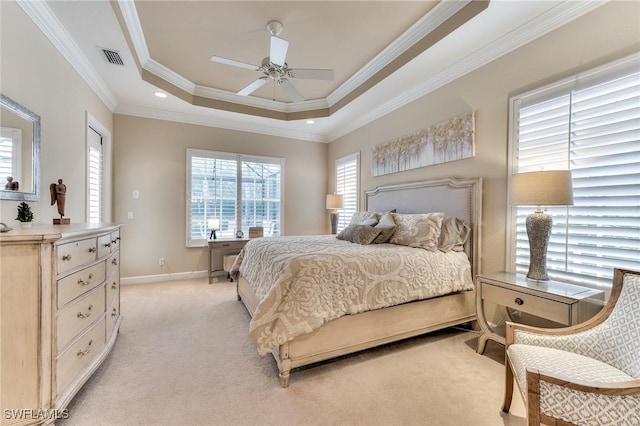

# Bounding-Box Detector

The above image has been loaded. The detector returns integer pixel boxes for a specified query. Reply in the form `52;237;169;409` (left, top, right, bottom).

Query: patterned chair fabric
502;269;640;426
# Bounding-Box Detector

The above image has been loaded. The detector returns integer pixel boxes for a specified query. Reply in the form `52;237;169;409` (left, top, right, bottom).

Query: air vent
100;48;124;66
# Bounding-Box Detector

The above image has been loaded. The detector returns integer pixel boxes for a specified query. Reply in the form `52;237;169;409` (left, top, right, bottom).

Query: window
87;127;102;223
508;54;640;288
335;153;360;232
187;148;283;246
85;113;111;223
0;127;22;185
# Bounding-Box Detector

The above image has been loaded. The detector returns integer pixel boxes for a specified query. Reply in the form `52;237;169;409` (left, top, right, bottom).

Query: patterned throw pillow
438;217;471;252
336;224;382;245
349;211;380;226
388;212;444;250
373;211;397;244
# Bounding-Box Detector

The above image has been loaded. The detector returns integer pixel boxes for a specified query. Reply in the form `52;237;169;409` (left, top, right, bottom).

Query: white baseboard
121;270;211;285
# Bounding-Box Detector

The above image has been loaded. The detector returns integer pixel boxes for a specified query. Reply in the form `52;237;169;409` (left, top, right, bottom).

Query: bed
234;177;482;387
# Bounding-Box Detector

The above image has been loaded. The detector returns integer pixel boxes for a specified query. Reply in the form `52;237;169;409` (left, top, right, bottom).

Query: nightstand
208;238;249;283
475;271;604;354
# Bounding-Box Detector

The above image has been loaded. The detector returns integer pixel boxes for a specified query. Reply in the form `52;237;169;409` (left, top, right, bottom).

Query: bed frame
237;177;483;387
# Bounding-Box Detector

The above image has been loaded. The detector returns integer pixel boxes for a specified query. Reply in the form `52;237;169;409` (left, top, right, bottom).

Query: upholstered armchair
502;268;640;425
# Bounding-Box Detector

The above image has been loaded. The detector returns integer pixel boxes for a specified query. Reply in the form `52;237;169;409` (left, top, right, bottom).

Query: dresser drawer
56;316;106;395
482;282;570;325
106;274;119;307
58;261;106;309
57;285;106;352
106;292;120;335
107;251;120;278
57;238;97;274
97;233;113;258
110;229;120;251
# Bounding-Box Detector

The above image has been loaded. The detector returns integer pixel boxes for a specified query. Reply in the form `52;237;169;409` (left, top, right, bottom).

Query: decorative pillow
349;211;380;225
336;224;382;245
438;217;471;252
389;212;444;250
373;211;397;244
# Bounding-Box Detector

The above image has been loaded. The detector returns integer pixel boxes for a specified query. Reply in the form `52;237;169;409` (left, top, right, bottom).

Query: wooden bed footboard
237;275;476;387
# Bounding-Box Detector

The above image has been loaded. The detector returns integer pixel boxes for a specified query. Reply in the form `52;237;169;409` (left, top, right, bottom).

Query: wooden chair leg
502;356;515;412
526;369;541;426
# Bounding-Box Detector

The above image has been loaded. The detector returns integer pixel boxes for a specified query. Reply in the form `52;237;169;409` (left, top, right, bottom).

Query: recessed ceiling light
306;120;315;124
154;91;168;98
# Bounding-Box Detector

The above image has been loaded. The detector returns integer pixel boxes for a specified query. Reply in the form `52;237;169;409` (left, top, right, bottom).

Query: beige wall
328;1;640;275
112;115;327;278
0;1;113;224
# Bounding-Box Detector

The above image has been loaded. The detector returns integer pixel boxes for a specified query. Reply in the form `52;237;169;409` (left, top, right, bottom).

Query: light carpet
59;277;526;426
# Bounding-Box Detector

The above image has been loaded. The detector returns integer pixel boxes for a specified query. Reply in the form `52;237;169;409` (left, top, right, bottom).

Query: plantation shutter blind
513;61;640;288
187;149;283;246
241;157;282;237
336;153;359;232
0;128;21;183
87;127;102;223
189;152;237;242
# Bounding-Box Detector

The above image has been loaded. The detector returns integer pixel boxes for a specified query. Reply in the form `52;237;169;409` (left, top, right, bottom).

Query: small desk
475;271;604;354
208;238;248;284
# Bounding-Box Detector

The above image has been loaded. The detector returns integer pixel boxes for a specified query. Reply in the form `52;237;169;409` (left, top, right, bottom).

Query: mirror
0;93;40;201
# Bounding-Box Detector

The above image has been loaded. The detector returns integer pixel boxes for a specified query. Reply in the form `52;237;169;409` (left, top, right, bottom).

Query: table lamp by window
326;194;343;234
207;218;220;240
511;170;573;281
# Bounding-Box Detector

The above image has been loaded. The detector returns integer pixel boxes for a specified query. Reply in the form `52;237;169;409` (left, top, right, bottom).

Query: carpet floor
59;277;526;426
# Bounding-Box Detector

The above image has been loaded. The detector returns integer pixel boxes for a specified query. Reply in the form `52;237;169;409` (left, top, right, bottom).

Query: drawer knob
62;254;72;261
111;258;118;266
112;239;118;244
77;304;93;319
515;297;524;306
76;340;93;357
89;247;96;253
116;237;121;241
111;308;118;317
111;281;117;290
104;242;112;248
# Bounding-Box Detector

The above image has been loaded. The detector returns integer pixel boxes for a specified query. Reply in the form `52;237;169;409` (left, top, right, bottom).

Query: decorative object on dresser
326;193;343;234
208;237;249;284
502;268;640;425
0;223;122;424
50;178;70;224
510;170;574;281
235;177;482;387
475;271;604;354
15;201;34;226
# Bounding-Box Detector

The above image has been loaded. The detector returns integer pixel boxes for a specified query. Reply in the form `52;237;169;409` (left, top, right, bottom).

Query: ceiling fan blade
270;36;289;66
237;77;269;96
211;56;259;71
289;68;334;81
278;79;304;103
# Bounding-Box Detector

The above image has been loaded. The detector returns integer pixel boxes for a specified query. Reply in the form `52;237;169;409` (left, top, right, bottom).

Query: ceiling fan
211;20;334;103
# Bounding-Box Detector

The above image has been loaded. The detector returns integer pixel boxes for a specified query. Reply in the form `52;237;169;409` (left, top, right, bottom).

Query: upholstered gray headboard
365;177;482;277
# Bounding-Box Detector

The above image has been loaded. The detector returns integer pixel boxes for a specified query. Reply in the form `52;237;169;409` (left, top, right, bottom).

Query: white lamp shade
511;170;574;206
326;194;343;210
207;218;220;230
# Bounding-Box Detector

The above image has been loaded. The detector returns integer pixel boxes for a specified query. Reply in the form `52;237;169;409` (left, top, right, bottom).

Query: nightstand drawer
482;282;570;325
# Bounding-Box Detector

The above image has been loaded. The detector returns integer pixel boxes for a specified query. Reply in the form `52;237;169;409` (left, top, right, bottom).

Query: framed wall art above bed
234;177;482;387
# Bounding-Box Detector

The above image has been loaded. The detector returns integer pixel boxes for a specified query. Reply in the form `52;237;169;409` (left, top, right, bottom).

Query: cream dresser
0;223;122;426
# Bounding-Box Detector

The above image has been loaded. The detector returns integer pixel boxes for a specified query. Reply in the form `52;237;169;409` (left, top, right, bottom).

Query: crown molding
118;0;150;67
327;0;607;141
115;104;328;143
326;0;469;106
17;0;118;111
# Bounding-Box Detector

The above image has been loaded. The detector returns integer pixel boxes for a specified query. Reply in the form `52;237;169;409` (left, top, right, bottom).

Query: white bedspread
232;235;473;355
